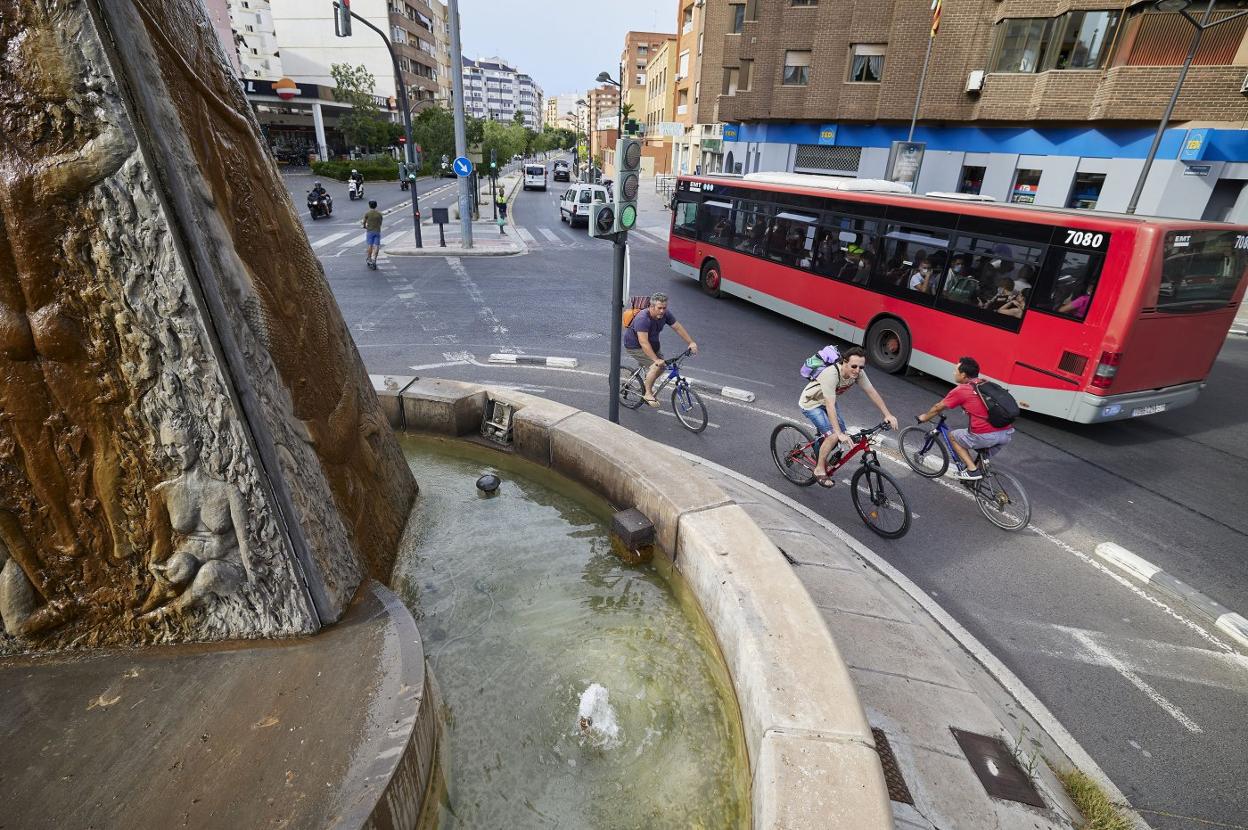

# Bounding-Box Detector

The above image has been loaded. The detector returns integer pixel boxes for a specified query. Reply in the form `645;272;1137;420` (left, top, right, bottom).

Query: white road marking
1070;630;1203;733
515;227;536;243
312;231;350;249
446;257;514;349
537;227;561;242
409;360;469;372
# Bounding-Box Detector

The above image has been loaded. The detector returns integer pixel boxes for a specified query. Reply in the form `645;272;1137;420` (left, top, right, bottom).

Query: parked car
559;183;610;228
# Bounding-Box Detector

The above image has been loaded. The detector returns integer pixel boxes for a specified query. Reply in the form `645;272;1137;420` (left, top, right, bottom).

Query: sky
454;0;678;96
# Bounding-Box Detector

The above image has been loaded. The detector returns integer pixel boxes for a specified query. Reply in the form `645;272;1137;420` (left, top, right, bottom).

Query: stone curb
1094;542;1248;650
373;379;892;829
683;376;757;402
487;353;579;368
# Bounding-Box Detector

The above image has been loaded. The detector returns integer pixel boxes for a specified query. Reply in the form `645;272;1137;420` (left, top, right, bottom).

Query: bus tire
700;260;723;298
865;318;911;374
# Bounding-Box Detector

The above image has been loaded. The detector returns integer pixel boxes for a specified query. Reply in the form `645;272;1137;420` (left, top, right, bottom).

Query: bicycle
769;421;911;539
897;415;1031;531
618;348;708;433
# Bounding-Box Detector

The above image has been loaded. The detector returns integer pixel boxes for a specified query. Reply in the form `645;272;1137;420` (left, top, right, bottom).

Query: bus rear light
1091;351;1121;389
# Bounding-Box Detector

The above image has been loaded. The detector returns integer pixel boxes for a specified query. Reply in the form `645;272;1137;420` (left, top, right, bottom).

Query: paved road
296;158;1248;830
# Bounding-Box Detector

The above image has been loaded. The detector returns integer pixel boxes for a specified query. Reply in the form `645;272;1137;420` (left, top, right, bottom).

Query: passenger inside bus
908;259;935;293
998;287;1029;318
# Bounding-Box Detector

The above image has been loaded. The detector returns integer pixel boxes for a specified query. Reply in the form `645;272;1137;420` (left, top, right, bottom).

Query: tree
412;105;455;172
330;63;394;152
620;103;635;120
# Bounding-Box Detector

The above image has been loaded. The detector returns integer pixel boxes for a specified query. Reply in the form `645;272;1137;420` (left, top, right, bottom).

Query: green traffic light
620;204;636;229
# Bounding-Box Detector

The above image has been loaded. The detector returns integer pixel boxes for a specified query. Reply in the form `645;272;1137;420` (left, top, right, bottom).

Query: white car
559;183;609;228
523;164;547;191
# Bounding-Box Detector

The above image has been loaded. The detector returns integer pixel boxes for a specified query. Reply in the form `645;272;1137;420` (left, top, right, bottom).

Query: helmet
314;180;322;187
352;168;359;173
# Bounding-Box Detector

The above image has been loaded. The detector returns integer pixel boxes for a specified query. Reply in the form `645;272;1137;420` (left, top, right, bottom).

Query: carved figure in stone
140;415;252;619
0;5;138;564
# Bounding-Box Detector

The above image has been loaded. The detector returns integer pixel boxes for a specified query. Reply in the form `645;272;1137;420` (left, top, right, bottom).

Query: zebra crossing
504;222;670;251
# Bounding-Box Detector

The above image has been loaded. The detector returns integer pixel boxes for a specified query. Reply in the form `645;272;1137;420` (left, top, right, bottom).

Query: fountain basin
375;376;892;829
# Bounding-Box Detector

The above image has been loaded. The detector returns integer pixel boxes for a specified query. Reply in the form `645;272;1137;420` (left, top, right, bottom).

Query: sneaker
956;467;983;480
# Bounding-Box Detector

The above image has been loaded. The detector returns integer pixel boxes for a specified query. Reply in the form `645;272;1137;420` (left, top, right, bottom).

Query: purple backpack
801;346;840;381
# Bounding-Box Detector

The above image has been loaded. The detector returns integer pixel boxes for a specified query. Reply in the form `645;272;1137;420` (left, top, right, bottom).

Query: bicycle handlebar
665;347;695;366
849;421;893;442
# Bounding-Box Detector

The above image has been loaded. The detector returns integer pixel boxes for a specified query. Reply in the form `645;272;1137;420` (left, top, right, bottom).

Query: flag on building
931;0;942;37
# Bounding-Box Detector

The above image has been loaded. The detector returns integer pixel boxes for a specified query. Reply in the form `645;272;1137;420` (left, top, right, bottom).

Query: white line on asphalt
312;231;350;249
408;359;469;372
515;227;536;243
537;227;561;242
1071;630;1203;733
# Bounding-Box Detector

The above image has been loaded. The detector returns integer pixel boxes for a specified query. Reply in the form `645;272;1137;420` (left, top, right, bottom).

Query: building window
678;50;690;77
1047;11;1120;69
791;0;818;5
730;3;746;32
694;80;700;102
795;144;862;173
682;5;694;32
958;166;986;195
848;44;885;82
698;32;704;55
992;19;1053;72
740;59;753;90
782;50;811;85
1067;172;1106;209
723;67;740;95
1010;169;1042;204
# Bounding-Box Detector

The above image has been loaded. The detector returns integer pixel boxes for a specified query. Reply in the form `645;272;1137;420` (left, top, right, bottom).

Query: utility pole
447;0;473;247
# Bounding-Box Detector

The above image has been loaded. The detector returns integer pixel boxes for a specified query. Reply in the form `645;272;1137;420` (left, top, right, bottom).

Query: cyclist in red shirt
916;356;1014;480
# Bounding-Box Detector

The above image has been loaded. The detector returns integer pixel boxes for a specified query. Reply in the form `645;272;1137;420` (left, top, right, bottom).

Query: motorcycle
348;178;364;200
307;190;333;219
400;177;410;191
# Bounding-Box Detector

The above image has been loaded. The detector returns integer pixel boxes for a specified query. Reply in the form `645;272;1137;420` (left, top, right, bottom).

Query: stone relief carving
0;1;318;651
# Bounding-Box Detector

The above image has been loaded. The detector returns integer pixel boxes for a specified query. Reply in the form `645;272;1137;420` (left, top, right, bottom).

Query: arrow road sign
453;156;473;177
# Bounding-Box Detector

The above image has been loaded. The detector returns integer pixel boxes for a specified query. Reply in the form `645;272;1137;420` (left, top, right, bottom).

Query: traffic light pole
336;5;422;247
608;231;626;424
447;0;473;247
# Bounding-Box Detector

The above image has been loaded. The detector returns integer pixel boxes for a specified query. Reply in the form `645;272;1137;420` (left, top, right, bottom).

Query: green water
394;435;750;829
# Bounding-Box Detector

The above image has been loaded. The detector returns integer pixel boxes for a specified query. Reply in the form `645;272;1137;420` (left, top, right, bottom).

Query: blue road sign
453;156;473;177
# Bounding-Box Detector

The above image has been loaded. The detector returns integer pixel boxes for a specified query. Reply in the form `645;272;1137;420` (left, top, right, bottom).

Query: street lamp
1125;0;1248;214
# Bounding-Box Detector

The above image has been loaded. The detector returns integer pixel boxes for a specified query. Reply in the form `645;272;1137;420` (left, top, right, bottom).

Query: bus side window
734;199;773;256
699;200;735;246
673;200;699;238
1032;249;1102;320
873;224;950;301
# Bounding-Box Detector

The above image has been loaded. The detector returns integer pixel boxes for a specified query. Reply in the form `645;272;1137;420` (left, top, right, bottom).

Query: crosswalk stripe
311;231;350;249
516;227;536;243
538;227;561;242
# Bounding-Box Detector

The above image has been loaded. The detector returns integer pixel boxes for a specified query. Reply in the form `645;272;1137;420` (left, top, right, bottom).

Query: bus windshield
1158;230;1248;312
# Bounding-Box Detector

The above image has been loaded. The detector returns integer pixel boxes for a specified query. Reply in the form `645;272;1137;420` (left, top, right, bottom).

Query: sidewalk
672;450;1141;830
387;172;525;256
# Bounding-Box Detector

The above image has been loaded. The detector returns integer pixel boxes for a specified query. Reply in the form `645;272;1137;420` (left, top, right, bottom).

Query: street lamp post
595;69;627;425
333;2;423;247
1125;0;1248;214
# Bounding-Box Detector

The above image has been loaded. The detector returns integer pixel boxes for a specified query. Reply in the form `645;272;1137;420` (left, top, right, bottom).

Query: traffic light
613;137;641;233
333;0;351;36
588;202;615;240
489;148;497;171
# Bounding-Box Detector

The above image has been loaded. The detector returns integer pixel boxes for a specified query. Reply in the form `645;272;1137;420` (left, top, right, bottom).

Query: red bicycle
769;421;911;539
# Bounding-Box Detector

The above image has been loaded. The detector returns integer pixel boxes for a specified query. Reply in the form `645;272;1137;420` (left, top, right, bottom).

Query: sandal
642;394;660;408
815;474;835;488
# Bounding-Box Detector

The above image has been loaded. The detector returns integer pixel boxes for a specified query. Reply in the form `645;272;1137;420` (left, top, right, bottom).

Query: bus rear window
1158;230;1248;312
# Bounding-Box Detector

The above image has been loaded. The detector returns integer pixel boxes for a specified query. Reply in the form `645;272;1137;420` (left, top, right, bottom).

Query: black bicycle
897;414;1030;531
618;348;708;433
769;420;911;539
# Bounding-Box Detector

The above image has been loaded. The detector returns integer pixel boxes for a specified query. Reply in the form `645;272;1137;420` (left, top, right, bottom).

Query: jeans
801;405;846;459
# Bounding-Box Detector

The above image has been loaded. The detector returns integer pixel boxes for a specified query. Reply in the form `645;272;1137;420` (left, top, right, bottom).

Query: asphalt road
295;157;1248;830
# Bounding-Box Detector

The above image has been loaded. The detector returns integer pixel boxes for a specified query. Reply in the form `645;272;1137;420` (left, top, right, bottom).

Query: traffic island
387;173;525;256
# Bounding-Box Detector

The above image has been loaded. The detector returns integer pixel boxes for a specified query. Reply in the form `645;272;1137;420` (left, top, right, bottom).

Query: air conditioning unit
966;69;985;94
1240;71;1248;95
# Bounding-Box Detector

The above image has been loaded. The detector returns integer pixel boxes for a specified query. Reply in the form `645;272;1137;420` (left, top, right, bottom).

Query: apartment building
645;39;679;172
461;57;545;130
228;0;282;79
715;0;1248;220
386;0;441;106
545;93;584;130
620;32;677;125
671;0;730;175
587;83;621;162
429;0;453;104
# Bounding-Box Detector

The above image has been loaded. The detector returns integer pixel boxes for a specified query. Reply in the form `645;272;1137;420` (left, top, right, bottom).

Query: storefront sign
886;140;925;192
1183;164;1212;177
722;123;740;141
1179;128;1210;162
817;124;837;145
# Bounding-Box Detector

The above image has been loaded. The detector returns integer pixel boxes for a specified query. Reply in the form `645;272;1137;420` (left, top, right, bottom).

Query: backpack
621;296;651;328
800;345;840;381
974;380;1020;428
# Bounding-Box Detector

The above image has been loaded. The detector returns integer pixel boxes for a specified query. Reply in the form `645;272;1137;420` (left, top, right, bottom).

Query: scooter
348;179;364;200
307;190;333;219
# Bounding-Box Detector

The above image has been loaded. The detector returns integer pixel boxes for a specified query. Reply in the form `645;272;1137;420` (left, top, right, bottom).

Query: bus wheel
700;260;723;298
865;319;910;374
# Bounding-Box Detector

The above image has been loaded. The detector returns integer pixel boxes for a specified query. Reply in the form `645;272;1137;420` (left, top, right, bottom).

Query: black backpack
974;380;1019;428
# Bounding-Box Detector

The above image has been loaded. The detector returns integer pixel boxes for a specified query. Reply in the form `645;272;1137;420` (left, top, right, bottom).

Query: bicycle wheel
769;423;816;486
618;366;645;410
975;468;1031;531
850;464;911;539
897;425;949;478
671;382;708;433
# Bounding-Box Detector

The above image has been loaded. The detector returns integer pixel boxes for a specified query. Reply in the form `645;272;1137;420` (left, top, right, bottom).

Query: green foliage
620;103;635;120
412;106;456;173
1054;768;1133;830
330;63;393;151
311;159;399;181
480;119;527;169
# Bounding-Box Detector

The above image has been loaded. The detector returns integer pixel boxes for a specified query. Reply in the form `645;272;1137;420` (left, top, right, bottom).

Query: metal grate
1058;351;1088;376
794;144;861;173
872;728;914;805
950;728;1046;808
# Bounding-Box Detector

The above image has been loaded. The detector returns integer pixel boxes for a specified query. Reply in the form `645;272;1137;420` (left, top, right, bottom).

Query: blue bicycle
897;414;1031;531
618;348;708;433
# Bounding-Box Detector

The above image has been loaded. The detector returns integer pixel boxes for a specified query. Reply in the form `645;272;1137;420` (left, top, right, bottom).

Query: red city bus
668;172;1248;423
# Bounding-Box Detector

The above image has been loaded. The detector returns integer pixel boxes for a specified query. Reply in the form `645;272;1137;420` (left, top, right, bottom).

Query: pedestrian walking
495;186;507;235
362;199;383;269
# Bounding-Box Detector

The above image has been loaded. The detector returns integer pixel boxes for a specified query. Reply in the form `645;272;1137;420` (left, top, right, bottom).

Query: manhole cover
950;728;1045;808
567;331;602;340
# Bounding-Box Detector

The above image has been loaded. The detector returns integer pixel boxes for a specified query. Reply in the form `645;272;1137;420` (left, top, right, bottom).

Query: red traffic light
398;136;407;144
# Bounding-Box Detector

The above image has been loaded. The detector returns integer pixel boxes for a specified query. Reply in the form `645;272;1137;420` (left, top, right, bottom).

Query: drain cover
871;728;913;805
950;728;1045;808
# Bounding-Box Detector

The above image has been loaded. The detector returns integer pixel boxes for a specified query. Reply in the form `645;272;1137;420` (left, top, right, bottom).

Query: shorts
366;231;382;246
952;427;1013;456
800;405;847;437
625;347;663;370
